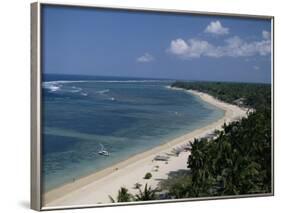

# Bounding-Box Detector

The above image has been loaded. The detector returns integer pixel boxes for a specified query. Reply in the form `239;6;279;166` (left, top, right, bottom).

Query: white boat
98;143;109;156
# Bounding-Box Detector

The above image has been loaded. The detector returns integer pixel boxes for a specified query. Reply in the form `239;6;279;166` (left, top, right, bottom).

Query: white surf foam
96;89;110;94
43;82;62;92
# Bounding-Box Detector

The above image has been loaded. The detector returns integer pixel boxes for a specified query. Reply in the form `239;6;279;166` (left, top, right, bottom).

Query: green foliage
108;187;133;203
160;172;192;198
110;184;158;202
144;172;152;179
172;81;272;197
171;81;271;111
134;183;158;201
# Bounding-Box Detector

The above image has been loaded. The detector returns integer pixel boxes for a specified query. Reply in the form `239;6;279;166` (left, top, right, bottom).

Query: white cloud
136;53;154;63
168;38;213;58
169;39;189;55
205;20;229;35
168;36;271;59
223;36;271;57
262;30;271;40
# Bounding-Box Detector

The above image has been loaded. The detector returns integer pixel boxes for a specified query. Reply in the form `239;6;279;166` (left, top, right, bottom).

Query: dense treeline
110;81;272;202
171;81;271;111
171;110;271;197
169;81;272;197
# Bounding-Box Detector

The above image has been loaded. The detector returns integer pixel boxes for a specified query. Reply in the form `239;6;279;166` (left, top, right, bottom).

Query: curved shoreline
43;89;248;207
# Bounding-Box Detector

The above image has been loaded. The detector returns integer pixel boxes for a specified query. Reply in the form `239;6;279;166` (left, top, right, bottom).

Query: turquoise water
42;74;225;192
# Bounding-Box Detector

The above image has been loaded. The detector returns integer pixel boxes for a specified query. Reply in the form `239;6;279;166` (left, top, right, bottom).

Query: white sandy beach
43;89;248;208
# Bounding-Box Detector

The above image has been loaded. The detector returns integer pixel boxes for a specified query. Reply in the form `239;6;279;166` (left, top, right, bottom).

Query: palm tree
134;184;157;201
188;138;214;197
168;177;192;199
109;187;133;203
171;81;272;196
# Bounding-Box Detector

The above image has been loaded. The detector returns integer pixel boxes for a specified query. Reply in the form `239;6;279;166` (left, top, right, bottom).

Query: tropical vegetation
109;184;158;202
110;81;272;202
144;172;152;179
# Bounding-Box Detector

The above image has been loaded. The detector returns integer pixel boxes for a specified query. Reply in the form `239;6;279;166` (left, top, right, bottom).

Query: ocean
42;74;225;192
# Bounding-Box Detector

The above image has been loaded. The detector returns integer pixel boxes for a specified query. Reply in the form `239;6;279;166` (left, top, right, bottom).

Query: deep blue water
42;74;225;191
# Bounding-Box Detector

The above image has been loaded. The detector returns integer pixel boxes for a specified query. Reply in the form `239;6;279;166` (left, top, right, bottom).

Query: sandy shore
43;89;248;208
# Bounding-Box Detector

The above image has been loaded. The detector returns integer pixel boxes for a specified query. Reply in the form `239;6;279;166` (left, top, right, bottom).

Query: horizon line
43;73;271;85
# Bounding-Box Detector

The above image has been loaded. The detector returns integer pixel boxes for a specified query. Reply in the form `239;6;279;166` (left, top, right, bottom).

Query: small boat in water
98;143;109;156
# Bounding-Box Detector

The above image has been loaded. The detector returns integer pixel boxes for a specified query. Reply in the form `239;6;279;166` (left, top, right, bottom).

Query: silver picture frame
31;1;274;211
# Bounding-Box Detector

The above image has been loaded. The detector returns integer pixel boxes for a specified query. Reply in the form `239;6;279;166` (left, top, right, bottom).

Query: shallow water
42;74;224;191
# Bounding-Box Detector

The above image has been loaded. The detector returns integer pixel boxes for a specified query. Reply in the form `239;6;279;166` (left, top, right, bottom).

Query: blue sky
42;5;272;83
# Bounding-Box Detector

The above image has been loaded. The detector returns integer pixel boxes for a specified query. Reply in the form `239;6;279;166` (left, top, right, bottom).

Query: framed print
31;2;274;211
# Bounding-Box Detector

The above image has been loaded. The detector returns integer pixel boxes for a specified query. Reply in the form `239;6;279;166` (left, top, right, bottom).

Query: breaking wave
96;89;110;94
43;81;85;94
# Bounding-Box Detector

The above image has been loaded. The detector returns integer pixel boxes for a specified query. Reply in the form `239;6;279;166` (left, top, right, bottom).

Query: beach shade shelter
154;155;170;161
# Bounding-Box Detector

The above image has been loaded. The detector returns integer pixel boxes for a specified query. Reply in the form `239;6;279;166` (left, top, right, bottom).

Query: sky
42;5;272;83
